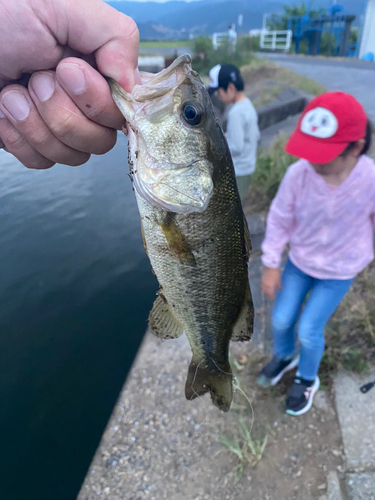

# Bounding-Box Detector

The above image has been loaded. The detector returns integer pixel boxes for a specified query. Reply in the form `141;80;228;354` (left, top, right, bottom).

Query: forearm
261;197;294;268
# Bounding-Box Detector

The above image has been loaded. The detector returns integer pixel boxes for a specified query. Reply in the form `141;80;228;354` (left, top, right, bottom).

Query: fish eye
181;102;203;126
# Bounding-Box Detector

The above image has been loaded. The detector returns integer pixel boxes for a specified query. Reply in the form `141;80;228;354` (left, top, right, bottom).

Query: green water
0;135;157;500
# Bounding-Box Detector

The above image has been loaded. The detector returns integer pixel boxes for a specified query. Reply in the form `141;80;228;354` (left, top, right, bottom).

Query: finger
56;58;124;130
28;71;117;155
0;111;54;169
0;84;91;166
47;0;141;91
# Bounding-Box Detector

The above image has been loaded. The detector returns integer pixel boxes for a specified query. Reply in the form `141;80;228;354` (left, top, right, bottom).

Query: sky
108;0;202;2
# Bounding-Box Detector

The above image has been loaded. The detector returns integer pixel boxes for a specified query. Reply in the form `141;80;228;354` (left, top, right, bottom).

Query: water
0;135;157;500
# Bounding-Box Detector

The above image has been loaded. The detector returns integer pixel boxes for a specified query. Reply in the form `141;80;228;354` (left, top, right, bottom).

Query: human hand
261;267;281;300
0;0;140;169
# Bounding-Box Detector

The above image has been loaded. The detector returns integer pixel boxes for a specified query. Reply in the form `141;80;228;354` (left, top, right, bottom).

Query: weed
342;349;369;374
219;418;268;479
241;58;326;97
251;133;296;201
191;36;256;75
139;40;191;49
276;66;326;96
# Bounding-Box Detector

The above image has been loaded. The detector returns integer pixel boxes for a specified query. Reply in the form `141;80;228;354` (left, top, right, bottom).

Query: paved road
261;53;375;121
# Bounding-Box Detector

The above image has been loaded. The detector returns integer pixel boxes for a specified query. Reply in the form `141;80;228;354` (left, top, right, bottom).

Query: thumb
52;0;141;91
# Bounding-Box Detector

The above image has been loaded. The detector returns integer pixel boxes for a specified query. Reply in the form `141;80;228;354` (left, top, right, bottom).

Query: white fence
212;32;237;50
260;30;293;51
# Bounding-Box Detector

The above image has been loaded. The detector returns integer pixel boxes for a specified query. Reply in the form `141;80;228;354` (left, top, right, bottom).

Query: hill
106;0;367;39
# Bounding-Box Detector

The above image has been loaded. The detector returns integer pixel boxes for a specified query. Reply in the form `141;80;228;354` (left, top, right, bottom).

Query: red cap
285;92;367;164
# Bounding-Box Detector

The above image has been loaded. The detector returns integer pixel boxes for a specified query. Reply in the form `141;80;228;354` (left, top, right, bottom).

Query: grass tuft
219;419;268;479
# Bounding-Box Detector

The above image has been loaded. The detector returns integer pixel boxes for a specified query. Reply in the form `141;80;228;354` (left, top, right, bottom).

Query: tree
268;1;326;31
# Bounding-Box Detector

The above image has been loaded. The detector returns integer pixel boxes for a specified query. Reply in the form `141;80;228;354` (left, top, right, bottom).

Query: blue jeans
272;259;354;380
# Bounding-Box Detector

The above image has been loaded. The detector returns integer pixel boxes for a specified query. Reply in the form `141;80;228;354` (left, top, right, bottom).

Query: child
257;91;375;416
210;64;260;201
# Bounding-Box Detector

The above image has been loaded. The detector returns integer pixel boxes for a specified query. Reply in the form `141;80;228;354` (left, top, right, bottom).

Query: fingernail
2;91;30;120
32;72;55;102
58;63;86;94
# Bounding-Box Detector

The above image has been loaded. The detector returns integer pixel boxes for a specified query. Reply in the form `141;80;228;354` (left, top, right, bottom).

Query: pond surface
0;135;157;500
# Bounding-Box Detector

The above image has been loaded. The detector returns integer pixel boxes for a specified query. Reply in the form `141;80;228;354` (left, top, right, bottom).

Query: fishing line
190;357;210;430
209;356;255;426
232;376;255;431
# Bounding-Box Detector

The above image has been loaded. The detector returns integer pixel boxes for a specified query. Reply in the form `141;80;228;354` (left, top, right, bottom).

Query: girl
257;91;375;416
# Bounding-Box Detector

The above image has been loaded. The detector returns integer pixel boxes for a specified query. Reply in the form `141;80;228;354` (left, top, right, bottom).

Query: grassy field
240;57;327;109
139;40;191;49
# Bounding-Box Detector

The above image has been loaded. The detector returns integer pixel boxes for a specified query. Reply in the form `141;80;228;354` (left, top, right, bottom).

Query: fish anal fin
148;294;184;340
231;279;254;342
185;356;233;412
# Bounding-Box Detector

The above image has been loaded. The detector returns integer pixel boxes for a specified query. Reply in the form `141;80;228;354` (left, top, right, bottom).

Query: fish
109;54;254;412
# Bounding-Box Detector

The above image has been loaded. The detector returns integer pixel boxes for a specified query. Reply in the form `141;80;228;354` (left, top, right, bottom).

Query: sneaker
286;376;320;416
257;354;300;388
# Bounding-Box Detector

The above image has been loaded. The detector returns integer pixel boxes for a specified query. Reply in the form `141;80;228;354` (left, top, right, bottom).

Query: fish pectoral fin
158;216;196;265
231;279;254;342
148;295;184;340
185;356;233;413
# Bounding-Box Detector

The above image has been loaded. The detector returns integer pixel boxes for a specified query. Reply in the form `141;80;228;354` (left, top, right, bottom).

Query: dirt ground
79;66;375;500
79;327;345;500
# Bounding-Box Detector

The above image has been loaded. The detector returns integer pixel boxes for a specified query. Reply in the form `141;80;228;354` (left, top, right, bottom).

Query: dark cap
208;64;244;91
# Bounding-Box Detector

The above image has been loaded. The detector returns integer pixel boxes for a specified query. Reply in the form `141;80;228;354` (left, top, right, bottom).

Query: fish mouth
126;125;213;214
134;165;213;214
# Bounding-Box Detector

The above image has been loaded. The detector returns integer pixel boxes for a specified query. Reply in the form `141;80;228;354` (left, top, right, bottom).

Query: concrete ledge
257;87;308;131
334;370;375;471
346;473;375;500
319;471;343;500
246;213;266;252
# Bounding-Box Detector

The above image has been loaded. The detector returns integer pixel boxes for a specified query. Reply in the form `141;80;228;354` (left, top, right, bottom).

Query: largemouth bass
109;54;254;412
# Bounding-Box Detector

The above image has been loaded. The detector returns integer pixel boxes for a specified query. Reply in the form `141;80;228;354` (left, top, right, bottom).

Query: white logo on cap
301;107;338;138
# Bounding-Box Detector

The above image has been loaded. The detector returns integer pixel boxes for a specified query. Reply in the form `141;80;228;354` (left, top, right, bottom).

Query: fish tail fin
185;356;233;412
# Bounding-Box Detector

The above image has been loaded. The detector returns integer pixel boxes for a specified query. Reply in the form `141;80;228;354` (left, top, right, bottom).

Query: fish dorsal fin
149;293;184;340
231;279;254;342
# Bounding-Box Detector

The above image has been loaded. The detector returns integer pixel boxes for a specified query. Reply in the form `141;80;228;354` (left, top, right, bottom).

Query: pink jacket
261;155;375;280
